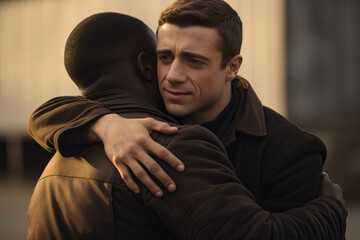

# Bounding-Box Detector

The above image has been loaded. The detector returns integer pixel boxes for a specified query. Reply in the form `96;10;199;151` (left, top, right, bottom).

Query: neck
183;85;232;124
82;79;164;112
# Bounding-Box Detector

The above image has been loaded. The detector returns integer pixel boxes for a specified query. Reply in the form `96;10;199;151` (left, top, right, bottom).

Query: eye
158;54;174;64
187;58;206;68
188;59;204;65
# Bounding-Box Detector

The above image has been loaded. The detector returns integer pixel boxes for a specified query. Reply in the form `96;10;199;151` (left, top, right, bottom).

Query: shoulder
180;125;225;146
39;145;123;184
154;124;226;153
262;106;327;160
152;124;233;170
263;106;319;140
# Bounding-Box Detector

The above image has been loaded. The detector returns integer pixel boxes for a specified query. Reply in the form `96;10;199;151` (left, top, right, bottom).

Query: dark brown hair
158;0;242;68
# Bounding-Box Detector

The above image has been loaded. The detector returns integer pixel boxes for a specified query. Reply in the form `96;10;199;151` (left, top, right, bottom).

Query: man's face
156;23;232;124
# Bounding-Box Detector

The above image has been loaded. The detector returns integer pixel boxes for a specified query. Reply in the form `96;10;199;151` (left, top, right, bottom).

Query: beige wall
0;0;285;134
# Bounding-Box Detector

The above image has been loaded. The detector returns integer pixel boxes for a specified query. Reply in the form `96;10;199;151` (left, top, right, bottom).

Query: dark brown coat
27;90;346;239
219;79;326;212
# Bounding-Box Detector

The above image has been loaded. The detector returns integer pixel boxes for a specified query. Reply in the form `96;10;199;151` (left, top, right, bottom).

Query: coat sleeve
143;126;346;240
27;96;111;156
261;122;326;212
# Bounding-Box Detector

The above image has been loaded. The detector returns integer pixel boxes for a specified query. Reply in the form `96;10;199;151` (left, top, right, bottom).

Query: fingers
319;171;345;204
141;117;178;135
322;171;329;179
116;158;163;197
123;134;184;173
116;163;140;194
133;117;184;171
114;148;178;198
143;139;185;172
102;116;184;198
138;153;177;192
126;160;165;198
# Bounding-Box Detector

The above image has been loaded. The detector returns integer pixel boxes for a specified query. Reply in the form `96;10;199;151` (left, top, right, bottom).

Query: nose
166;59;186;83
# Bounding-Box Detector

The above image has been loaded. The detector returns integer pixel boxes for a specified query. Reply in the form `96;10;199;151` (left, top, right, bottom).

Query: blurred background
0;0;358;239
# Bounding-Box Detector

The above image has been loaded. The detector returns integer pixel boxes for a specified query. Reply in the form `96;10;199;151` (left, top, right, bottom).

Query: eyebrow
156;49;172;55
181;51;211;63
156;49;211;63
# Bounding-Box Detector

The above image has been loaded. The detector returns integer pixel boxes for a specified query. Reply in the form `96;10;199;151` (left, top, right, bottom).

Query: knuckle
121;173;130;181
135;170;146;180
114;156;126;165
147;163;160;173
143;117;152;124
113;157;122;165
160;122;169;127
134;136;147;145
126;144;138;153
157;149;169;159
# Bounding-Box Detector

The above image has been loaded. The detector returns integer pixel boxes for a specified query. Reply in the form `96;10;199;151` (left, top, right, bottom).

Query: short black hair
65;12;156;89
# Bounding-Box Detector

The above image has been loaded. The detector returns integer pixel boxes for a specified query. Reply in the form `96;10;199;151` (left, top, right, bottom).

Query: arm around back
260;107;327;212
27;95;184;197
28;96;111;155
143;125;346;239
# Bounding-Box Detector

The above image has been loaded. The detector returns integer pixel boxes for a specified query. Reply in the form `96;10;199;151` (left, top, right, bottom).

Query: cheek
198;74;219;91
198;75;226;97
157;65;167;83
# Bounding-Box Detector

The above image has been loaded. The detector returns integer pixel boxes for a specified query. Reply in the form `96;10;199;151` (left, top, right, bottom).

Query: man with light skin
27;11;348;239
30;0;338;214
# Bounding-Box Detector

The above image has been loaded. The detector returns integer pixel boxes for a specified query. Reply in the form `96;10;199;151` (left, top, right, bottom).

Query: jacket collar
224;76;267;145
84;88;179;124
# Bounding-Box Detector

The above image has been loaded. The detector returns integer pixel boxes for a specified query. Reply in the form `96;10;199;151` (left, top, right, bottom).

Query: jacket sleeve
27;96;112;156
261;123;326;212
143;126;346;240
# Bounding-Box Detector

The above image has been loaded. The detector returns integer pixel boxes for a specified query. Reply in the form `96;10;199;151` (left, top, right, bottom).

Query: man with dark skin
27;12;347;240
31;0;338;213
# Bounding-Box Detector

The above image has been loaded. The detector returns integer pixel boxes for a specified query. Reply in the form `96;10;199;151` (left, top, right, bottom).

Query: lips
163;89;191;101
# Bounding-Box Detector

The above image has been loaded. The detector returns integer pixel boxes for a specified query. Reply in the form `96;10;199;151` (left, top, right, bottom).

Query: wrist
90;113;120;142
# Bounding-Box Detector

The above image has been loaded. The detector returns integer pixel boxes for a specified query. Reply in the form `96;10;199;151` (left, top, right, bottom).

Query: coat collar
84;88;179;124
224;76;267;145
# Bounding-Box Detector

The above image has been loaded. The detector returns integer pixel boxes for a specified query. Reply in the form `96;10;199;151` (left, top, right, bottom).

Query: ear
225;54;243;81
136;52;154;82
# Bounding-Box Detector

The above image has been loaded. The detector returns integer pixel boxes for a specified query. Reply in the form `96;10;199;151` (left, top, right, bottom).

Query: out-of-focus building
0;0;286;178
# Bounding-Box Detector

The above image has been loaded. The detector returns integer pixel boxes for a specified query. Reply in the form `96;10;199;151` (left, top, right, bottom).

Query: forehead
157;23;221;55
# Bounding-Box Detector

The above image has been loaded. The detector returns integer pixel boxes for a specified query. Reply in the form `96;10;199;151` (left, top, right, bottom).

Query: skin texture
157;23;242;124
